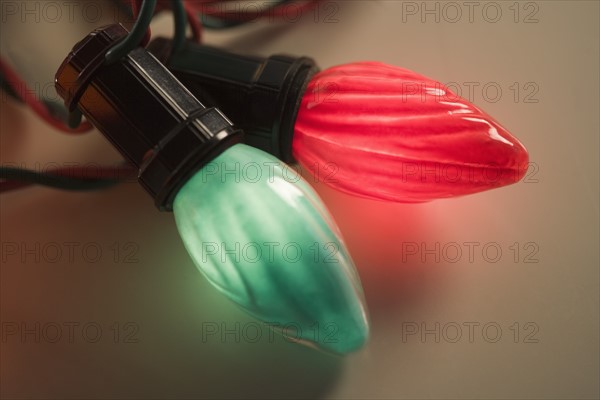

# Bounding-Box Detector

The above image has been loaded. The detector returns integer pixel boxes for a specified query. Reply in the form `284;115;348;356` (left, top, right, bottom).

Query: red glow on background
293;62;529;202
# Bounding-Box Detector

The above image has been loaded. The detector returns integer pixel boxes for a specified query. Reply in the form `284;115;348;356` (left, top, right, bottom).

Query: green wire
67;109;84;129
1;167;121;191
171;0;187;57
105;0;157;64
0;70;21;101
201;15;246;30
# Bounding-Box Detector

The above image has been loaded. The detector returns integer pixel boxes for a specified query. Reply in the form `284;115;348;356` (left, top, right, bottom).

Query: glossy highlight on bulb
293;61;530;202
173;144;369;354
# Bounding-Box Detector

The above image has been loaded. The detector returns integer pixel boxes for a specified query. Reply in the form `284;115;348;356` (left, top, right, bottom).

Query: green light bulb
173;144;369;354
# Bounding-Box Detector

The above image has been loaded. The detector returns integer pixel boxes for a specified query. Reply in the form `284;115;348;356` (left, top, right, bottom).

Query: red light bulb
293;62;529;202
151;42;529;202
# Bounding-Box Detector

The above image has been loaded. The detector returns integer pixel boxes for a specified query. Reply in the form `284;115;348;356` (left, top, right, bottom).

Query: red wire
185;2;203;42
269;0;321;17
129;0;154;46
195;0;322;21
130;0;202;42
0;164;138;194
0;57;93;134
0;181;29;193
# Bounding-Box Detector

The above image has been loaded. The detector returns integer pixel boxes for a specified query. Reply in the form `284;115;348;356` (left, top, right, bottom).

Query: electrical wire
0;164;137;193
0;0;161;133
126;0;201;44
185;2;203;42
105;0;158;64
198;0;322;28
171;0;188;57
0;57;94;133
117;0;322;39
0;69;20;101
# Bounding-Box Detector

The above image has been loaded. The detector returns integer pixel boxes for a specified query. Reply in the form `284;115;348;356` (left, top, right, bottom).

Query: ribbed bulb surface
293;62;529;202
173;144;369;354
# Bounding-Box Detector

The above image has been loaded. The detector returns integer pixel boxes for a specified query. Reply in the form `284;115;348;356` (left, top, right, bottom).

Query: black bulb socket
55;25;243;211
148;38;319;164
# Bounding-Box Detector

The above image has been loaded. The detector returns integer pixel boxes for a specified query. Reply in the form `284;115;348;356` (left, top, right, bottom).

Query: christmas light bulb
56;25;368;354
174;144;368;353
150;40;529;202
293;62;529;202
